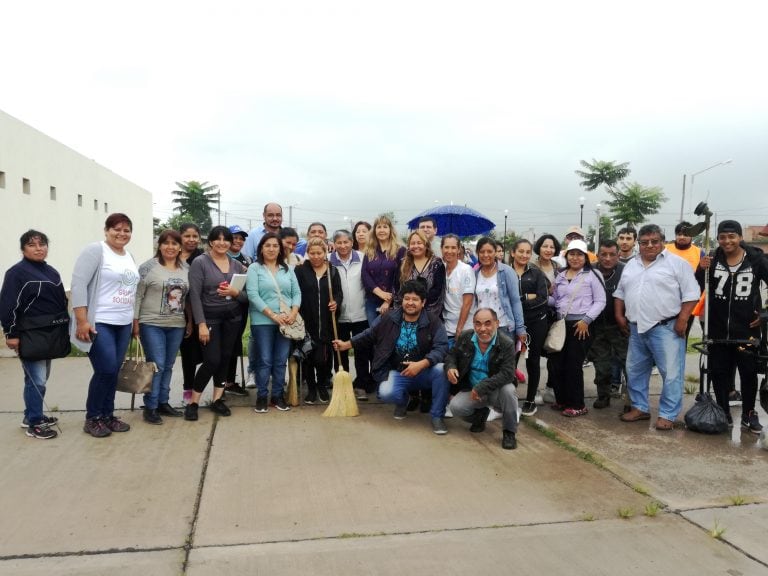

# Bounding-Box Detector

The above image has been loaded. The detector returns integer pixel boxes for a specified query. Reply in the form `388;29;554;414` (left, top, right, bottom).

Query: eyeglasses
638;239;662;247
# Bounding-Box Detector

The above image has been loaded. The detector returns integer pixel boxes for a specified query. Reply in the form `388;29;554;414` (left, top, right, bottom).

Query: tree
576;159;631;192
604;182;666;228
171;181;219;234
155;213;193;237
586;215;616;251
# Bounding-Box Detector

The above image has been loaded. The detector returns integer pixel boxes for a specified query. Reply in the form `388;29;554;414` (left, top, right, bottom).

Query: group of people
2;202;766;447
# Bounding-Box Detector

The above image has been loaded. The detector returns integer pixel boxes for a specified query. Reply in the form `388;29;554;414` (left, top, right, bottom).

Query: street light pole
680;159;732;221
579;196;585;228
503;209;508;263
595;203;601;252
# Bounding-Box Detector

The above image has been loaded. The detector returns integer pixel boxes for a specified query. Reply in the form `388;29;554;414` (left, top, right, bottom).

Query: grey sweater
188;253;247;325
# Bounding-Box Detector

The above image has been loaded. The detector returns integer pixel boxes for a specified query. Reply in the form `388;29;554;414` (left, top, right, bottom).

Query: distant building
0;109;153;289
744;225;768;254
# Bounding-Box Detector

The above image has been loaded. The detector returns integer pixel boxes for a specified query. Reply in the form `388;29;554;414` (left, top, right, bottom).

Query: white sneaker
245;372;256;388
542;387;556;404
534;394;544;406
487;408;502;422
444;405;454;418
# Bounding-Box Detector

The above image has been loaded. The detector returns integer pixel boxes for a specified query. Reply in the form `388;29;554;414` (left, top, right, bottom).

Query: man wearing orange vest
665;221;705;271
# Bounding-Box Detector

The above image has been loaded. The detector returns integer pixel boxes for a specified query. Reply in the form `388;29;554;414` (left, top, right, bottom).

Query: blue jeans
251;324;291;399
626;322;686;420
364;299;381;326
139;324;185;409
21;358;51;425
378;363;450;418
86;323;132;420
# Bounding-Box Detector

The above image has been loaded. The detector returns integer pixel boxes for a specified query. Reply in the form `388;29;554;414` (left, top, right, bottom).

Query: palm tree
171;181;219;234
604;182;666;228
576;159;631;192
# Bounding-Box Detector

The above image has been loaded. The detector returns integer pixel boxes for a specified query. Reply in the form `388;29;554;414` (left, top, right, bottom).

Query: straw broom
322;266;359;417
286;356;300;406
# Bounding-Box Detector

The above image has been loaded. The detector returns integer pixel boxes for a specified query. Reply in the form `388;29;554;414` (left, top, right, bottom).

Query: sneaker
104;416;131;432
304;389;318;405
355;388;368;401
83;417;111;438
534;393;544;406
183;389;192;404
470;407;490;433
254;397;269;413
26;424;57;439
502;430;517;450
487;408;502;422
562;407;588;417
521;401;537;417
272;396;291;411
729;390;743;406
210;399;232;416
741;410;763;434
225;383;249;397
444;405;454;418
20;415;59;428
542;387;556;404
158;403;183;417
318;385;330;404
431;417;448;435
593;396;611;409
184;403;199;421
143;408;163;425
393;404;408;420
245;372;257;389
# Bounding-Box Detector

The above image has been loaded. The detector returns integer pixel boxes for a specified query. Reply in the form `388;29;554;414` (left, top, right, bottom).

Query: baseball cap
565;226;585;238
565;239;589;255
716;220;742;236
229;225;248;238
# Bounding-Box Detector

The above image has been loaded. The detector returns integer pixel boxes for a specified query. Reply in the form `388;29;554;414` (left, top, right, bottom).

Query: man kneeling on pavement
333;279;451;435
445;308;519;450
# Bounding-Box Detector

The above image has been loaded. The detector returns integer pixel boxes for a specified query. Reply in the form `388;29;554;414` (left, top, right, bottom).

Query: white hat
565;239;589;255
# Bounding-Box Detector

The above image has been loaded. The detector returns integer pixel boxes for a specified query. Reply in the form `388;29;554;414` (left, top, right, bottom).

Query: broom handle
326;265;343;366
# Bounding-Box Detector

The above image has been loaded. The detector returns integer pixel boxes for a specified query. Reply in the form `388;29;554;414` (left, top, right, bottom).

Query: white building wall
0;109;154;289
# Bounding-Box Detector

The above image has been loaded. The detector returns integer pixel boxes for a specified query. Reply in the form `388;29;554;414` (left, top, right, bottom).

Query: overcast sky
3;0;767;239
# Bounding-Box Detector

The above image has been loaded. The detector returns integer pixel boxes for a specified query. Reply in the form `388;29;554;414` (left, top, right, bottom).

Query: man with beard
243;203;283;261
665;221;705;271
333;280;450;435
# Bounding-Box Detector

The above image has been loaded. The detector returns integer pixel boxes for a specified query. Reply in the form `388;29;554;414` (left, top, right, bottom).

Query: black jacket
517;264;549;322
351;308;448;383
295;262;343;344
593;263;625;326
444;329;518;396
0;258;68;339
696;243;768;341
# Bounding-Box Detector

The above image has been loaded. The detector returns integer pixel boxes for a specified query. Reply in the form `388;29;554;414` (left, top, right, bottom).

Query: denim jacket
474;263;526;336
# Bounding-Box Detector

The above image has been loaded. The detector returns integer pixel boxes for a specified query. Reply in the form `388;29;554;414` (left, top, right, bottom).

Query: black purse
17;312;71;361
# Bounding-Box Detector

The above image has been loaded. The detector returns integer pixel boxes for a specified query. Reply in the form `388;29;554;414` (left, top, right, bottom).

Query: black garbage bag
685;392;729;434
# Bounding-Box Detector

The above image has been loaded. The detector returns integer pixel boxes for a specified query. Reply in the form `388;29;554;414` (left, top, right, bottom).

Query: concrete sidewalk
0;355;767;575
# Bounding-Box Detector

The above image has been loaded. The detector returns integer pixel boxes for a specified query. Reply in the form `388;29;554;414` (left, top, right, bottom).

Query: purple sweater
362;246;406;305
549;267;606;324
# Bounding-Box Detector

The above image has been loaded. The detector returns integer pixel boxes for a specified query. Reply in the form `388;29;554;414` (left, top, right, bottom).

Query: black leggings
517;314;548;403
180;325;202;391
550;320;594;409
226;314;249;383
193;318;241;394
303;341;333;392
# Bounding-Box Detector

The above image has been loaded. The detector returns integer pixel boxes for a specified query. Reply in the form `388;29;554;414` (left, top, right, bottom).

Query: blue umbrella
407;204;495;237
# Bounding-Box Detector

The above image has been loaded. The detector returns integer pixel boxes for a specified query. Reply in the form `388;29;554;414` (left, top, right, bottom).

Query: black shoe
470;407;490;433
593;396;611;409
225;383;249;397
104;416;131;432
520;401;537;417
254;397;269;413
431;417;448;435
143;408;163;425
304;389;318;405
185;403;199;421
502;430;517;450
83;417;111;438
210;398;232;416
317;386;330;404
393;404;408;420
158;403;183;417
741;410;762;434
272;396;291;411
25;424;57;439
21;415;59;428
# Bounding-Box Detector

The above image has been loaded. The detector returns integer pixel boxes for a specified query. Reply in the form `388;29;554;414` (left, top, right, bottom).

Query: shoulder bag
268;266;306;341
17;311;71;361
117;337;157;394
543;273;585;353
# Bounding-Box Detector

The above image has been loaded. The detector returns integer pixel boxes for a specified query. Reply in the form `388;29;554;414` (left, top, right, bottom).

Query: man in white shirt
614;224;700;430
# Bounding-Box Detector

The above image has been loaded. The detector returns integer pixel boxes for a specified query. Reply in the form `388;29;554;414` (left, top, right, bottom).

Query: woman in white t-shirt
71;213;140;438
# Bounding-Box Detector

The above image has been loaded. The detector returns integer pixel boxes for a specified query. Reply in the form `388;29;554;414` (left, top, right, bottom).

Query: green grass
710;520;726;539
644;502;661;517
729;494;746;506
687;337;702;354
617;507;635;519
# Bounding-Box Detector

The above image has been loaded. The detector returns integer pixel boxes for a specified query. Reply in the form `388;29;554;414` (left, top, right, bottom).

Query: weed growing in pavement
684;381;698;395
644;502;661;517
710;520;726;539
50;405;59;412
581;513;595;521
729;494;746;506
633;485;650;496
524;420;606;470
617;507;634;519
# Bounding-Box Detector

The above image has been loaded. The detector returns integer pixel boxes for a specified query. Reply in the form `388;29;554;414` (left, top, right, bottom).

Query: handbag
116;337;157;394
17;311;71;361
267;266;306;340
543;273;585;353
